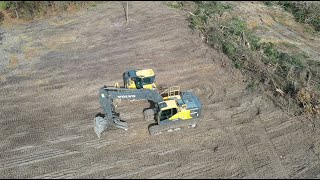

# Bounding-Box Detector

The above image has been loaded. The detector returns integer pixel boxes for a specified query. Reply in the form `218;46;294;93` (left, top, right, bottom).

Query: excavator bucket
94;116;128;138
94;116;108;138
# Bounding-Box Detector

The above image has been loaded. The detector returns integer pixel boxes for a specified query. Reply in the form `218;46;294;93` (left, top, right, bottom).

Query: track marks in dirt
254;115;289;178
203;93;292;178
1;1;320;179
0;149;79;170
32;162;117;179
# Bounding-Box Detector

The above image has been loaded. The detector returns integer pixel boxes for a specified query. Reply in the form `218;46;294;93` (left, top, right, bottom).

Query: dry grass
0;75;6;83
25;48;37;61
261;15;276;26
66;3;78;13
247;20;259;29
8;55;19;69
0;11;32;27
45;33;78;50
296;88;320;115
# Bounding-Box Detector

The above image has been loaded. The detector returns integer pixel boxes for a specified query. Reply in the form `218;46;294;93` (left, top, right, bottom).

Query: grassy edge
171;1;320;116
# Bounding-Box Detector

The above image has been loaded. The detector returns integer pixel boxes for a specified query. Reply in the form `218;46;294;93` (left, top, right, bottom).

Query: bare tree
126;1;128;25
14;1;19;19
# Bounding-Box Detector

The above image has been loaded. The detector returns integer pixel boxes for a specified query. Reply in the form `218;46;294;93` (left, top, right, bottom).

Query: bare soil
1;1;320;178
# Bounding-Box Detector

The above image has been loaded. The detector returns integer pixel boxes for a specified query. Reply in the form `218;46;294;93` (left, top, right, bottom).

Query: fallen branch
189;12;195;16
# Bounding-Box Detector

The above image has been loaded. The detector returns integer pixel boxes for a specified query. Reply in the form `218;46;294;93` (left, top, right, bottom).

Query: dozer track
148;118;199;135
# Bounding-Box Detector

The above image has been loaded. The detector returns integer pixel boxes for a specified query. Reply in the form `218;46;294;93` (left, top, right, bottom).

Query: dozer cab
123;69;157;90
94;85;202;137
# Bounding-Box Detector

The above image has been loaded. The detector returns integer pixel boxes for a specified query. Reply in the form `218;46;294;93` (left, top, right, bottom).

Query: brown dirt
1;1;320;178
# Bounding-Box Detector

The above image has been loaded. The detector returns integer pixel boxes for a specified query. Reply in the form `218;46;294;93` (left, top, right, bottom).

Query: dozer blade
148;118;199;135
94;116;128;138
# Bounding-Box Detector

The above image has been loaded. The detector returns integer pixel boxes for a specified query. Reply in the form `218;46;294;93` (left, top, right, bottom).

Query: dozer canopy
123;69;156;90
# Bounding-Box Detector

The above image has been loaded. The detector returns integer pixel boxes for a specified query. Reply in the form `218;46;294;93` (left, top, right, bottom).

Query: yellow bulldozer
121;69;157;90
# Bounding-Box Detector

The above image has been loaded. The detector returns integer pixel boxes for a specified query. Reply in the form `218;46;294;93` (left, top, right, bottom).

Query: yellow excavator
94;85;202;137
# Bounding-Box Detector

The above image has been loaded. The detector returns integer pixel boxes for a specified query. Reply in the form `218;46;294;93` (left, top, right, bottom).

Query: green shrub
263;42;279;60
278;1;320;31
188;12;207;30
316;84;320;92
91;2;97;7
246;79;259;91
311;18;320;32
222;41;236;55
227;17;247;36
280;53;304;68
0;1;7;10
261;42;304;69
167;1;183;9
247;33;261;50
234;62;243;69
264;1;278;7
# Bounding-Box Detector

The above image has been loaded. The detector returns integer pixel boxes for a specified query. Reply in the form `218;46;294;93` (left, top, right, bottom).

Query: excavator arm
94;86;164;138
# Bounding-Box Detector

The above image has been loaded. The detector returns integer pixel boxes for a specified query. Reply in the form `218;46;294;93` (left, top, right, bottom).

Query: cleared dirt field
1;1;320;178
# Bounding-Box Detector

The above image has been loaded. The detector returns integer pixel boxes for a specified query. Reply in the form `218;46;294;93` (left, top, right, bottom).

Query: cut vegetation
173;1;320;117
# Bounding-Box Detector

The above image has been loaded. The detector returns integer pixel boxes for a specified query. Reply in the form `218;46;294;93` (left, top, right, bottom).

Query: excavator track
148;119;199;135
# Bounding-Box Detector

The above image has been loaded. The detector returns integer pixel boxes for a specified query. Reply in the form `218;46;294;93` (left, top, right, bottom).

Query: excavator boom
94;86;164;137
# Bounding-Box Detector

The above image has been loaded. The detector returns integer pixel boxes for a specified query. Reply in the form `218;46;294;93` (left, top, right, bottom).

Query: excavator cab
151;86;201;126
123;69;157;90
147;89;202;135
159;108;178;121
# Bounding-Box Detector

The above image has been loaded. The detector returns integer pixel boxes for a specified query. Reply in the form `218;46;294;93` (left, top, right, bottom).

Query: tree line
0;1;94;19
